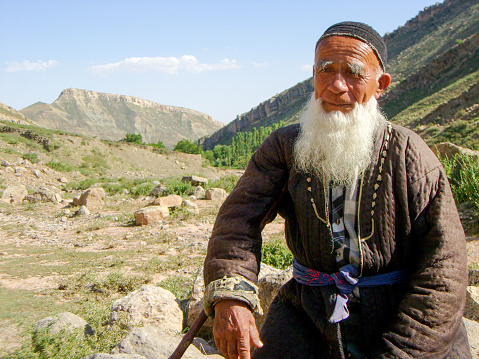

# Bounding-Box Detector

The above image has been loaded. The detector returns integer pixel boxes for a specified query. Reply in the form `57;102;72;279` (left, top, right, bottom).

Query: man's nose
328;72;348;94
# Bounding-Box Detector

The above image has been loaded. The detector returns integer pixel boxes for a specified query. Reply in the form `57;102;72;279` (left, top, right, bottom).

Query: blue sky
1;0;442;124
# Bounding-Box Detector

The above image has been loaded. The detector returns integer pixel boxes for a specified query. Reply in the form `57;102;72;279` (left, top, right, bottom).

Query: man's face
313;36;391;113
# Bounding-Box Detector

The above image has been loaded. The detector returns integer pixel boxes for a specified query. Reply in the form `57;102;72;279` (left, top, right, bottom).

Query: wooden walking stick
168;309;208;359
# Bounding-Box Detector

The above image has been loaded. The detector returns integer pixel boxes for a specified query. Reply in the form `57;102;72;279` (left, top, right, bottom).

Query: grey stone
34;312;94;336
1;160;10;167
182;199;199;214
150;185;167;197
463;317;479;358
109;285;183;334
193;186;205;199
112;325;222;359
205;188;227;203
465;286;479;321
76;205;91;216
182;176;208;187
32;169;42;178
82;354;147;359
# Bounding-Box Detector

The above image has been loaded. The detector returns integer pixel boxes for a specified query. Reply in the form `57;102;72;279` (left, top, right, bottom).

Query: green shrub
207;175;240;193
121;133;143;144
163;177;195;196
129;182;156;198
440;152;479;210
65;178;98;191
46;160;76;172
22;152;40;164
261;238;293;270
173;139;202;154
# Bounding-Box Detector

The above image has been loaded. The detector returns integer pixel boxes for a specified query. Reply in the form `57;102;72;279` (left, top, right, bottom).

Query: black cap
317;21;387;70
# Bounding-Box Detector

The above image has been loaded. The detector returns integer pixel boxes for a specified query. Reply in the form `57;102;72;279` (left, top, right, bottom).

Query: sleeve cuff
203;276;263;317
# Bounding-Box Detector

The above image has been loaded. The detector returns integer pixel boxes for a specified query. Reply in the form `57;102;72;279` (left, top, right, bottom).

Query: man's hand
213;299;263;359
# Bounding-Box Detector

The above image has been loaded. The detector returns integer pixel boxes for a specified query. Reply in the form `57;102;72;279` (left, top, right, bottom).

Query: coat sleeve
203;127;292;287
375;138;469;358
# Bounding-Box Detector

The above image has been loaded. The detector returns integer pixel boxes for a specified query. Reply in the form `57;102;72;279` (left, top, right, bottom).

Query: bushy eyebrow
314;60;333;71
347;62;366;77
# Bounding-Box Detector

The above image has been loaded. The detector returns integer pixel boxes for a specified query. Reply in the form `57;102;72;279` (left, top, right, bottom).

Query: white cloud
5;60;59;72
300;64;312;72
87;55;241;75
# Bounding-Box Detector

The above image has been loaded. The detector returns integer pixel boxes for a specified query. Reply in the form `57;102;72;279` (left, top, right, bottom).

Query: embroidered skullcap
317;21;387;70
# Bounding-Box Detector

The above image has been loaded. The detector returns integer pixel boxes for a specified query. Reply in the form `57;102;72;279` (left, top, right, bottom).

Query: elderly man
203;22;471;359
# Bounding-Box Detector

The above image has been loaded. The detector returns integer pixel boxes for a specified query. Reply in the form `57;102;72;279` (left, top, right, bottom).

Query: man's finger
227;339;240;359
249;323;263;349
237;334;251;359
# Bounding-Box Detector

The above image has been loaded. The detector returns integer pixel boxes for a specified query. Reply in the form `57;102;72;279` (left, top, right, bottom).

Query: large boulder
0;185;27;204
465;286;479;321
182;176;208;187
78;187;106;209
134;206;169;225
33;312;94;336
148;195;183;208
193;186;206;199
432;142;479;160
109;285;183;334
82;354;147;359
205;188;227;203
463;317;479;359
111;325;222;359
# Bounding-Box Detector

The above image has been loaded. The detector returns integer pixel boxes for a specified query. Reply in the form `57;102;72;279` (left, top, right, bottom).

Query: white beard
293;94;386;186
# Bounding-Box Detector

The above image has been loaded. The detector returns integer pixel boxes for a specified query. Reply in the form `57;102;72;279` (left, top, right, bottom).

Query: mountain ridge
21;88;224;148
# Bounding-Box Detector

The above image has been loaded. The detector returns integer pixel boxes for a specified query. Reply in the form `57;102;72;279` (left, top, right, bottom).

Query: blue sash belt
292;258;408;323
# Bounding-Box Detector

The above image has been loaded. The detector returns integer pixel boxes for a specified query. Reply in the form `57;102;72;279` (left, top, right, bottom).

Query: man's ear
375;72;391;99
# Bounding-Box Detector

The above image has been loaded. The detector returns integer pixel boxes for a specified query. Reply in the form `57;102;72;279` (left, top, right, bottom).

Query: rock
109;285;183;334
192;337;221;355
82;354;147;359
33;312;94;336
193;186;206;199
470;269;479;286
182;199;199;214
111;325;222;359
32;169;42;178
76;205;91;216
24;186;63;204
57;177;69;184
134;206;169;225
182;176;208;187
150;185;167;197
255;266;293;328
205;188;227;203
4;166;14;173
14;166;27;174
1;160;10;167
465;286;479;321
148;195;183;208
432;142;479;160
463;317;479;358
78;187;106;209
0;185;27;204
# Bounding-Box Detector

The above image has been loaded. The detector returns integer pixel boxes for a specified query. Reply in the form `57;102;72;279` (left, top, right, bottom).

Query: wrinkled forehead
314;36;380;68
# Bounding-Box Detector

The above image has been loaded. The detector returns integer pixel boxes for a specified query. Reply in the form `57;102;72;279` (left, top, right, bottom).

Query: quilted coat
204;122;471;358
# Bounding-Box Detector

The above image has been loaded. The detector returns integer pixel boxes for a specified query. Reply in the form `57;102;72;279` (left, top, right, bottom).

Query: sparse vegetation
440;152;479;210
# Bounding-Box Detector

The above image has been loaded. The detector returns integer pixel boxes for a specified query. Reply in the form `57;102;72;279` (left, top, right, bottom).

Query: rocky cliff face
199;78;313;150
21;88;224;148
0;102;32;125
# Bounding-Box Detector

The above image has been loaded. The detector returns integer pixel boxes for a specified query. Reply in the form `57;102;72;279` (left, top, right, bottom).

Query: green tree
121;133;143;144
174;138;202;154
